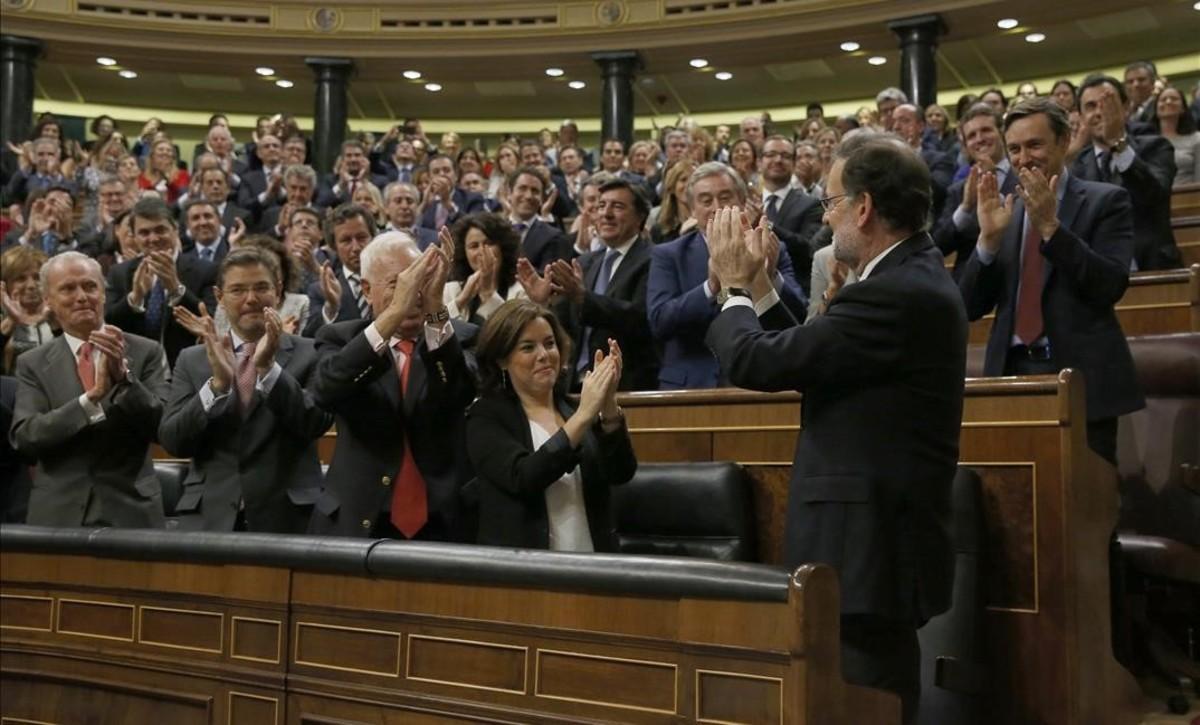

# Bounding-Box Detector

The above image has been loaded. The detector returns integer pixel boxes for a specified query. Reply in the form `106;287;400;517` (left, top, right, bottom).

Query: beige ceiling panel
473;81;538;97
1075;8;1159;40
178;74;245;92
764;59;835;82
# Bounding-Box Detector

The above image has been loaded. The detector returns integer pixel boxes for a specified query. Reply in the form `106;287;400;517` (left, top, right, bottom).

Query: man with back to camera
704;133;968;722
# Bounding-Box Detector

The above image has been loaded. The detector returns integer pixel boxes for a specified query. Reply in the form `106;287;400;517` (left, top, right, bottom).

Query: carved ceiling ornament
595;0;627;27
2;0;33;11
310;7;343;33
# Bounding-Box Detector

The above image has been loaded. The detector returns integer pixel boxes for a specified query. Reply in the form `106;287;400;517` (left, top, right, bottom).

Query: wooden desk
618;374;1145;725
968;265;1200;344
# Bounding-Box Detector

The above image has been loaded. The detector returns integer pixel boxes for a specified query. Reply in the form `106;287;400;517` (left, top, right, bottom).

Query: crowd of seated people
1;59;1197;537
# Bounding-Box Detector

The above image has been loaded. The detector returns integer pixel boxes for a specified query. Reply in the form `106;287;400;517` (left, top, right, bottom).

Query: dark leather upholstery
610;462;757;562
154;461;186;518
0;525;790;603
916;467;988;725
1116;533;1200;584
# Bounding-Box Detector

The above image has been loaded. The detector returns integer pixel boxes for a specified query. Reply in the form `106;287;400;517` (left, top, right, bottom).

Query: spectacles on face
819;193;847;212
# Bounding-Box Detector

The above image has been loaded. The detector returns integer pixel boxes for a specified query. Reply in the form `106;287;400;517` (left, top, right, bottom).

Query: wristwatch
424;307;450;325
716;287;752;305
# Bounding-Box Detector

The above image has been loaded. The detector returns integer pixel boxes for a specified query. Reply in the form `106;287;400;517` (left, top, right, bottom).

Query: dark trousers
1003;348;1118;465
841;615;920;724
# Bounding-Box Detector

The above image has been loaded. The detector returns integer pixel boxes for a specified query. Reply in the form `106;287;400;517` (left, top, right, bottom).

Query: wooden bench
0;529;897;724
1173;215;1200;267
968;264;1199;344
617;374;1146;725
1172;181;1200;219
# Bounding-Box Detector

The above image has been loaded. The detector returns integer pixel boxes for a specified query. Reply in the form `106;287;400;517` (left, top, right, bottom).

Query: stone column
1;35;43;178
304;57;354;175
887;15;947;110
591;51;642;147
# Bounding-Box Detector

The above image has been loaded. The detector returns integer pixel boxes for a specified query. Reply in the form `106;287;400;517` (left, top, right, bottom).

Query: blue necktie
577;249;620;371
40;232;59;256
513;222;528;233
145;280;166;335
199;247;214;263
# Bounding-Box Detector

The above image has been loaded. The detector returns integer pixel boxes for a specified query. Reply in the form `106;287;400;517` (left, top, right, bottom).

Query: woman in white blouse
1153;86;1200;186
442;213;526;325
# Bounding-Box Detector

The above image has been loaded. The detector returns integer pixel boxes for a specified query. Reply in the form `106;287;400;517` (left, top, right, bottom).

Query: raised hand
0;281;48;327
549;259;584;304
319;262;342;319
253;307;282;374
172;303;209;339
960;164;980;213
281;314;299;335
376;247;438;338
422;244;450;317
1016;167;1060;241
189;302;235;393
228;217;247;247
130;257;156;307
578;354;616;420
1098;85;1126;146
707;206;762;290
975;171;1014;254
540;186;558;218
88;324;129;383
478;246;499;299
516;258;553;304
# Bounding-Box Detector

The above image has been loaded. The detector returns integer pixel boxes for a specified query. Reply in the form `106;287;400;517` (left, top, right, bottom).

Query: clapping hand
707;206;764;290
88;324;129;384
975;171;1014;254
176;302;235;393
0;281;48;327
516;258;554;304
548;258;585;304
253;307;283;374
1015;167;1060;241
318;262;342;319
540;186;559;218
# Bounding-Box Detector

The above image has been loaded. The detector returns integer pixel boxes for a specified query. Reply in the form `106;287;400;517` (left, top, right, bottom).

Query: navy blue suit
647;229;808;389
417;188;485;230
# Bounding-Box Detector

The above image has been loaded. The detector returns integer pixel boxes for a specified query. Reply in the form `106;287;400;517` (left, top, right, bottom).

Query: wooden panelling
1172;182;1200;218
138;606;224;654
535;648;678;714
406;634;527;694
744;466;791;565
293;621;402;677
55;599;134;642
230;617;282;664
696;669;783;725
970;464;1038;612
228;690;278;725
0;595;53;632
0;667;213;725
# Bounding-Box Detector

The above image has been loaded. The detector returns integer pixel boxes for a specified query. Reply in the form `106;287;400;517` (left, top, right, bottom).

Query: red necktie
1014;214;1045;345
76;342;95;392
390;339;428;537
236;340;258;418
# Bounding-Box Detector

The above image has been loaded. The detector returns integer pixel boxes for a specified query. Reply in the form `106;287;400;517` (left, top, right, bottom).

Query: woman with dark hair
466;299;636;551
728;138;759;191
1050;80;1078;112
1153;86;1200;186
979;88;1008;115
456;147;484;179
85;115;119;152
443;213;525;324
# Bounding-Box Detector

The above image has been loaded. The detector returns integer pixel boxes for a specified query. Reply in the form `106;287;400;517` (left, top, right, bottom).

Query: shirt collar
605;235;638;257
761;187;788;204
859;238;907;281
63;332;91;357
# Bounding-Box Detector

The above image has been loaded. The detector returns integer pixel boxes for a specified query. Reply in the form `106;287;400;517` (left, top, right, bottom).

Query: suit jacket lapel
606;238;647;293
869;233;932;277
684;233;709;286
48;336;84;400
583;249;604;292
275;333;296;370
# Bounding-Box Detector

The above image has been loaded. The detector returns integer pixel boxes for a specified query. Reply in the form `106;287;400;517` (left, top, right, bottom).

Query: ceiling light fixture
424;83;443;92
839;42;860;52
868;56;887;66
1024;32;1046;43
568;80;586;89
275;79;294;88
714;71;733;81
1193;0;1199;9
689;58;709;68
96;57;117;66
255;66;275;76
403;70;422;80
118;70;138;79
545;68;564;77
996;18;1019;29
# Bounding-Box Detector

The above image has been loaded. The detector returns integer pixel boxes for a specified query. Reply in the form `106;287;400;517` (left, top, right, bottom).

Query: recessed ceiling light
1024;32;1046;43
868;56;887;66
255;66;275;76
568;80;586;89
689;58;708;68
424;82;442;92
275;79;294;88
118;70;138;79
96;57;117;66
839;42;860;52
996;18;1019;29
545;68;564;77
1194;1;1199;10
714;71;733;81
402;70;422;80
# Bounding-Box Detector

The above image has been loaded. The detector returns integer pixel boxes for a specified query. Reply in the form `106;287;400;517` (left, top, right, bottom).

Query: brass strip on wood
230;615;283;665
694;668;784;725
137;605;225;654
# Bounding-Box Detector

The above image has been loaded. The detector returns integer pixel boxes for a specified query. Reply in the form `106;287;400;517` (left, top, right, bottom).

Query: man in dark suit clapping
705;134;968;722
308;231;476;540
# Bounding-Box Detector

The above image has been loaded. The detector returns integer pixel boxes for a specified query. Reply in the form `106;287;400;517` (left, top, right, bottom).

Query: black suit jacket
556;238;658;391
417;188;486;230
465;393;637;551
931;168;1018;278
520;219;573;271
104;254;219;369
958;174;1145;421
237;167;287;225
768;188;824;293
706;233;966;624
921;147;956;219
1070;132;1181;270
302;264;366;338
317;172;390;208
0;375;33;523
308;318;477;538
158;335;333;533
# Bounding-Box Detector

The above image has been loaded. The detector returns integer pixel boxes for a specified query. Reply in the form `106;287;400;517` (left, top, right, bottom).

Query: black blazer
931;169;1018;279
417;188;486;230
308;318;477;538
520;219;573;271
1070;131;1181;270
104;254;219;369
921;147;956;219
707;233;967;624
237;167;286;224
302;264;365;338
768;188;824;294
958;174;1145;421
466;393;637;551
556;237;658;391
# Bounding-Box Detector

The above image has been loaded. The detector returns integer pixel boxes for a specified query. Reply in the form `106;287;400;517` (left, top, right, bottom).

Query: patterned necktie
1096;151;1112;183
766;194;780;223
144;279;166;335
577;249;621;371
1014;211;1045;346
199;247;214;263
76;342;95;392
348;273;370;319
390;339;428;537
434;200;449;230
236;340;258;417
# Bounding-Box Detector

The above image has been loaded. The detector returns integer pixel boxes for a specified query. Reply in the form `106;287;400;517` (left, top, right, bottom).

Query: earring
501;369;509;389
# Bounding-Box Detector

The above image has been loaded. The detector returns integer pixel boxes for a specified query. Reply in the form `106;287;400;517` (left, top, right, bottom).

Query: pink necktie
390;339;428;537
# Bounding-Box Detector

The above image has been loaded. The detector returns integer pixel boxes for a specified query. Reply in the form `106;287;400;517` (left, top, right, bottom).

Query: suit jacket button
361;518;372;529
381;476;391;486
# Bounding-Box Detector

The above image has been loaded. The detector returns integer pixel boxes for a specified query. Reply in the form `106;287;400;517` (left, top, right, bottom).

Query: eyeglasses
819;193;847;212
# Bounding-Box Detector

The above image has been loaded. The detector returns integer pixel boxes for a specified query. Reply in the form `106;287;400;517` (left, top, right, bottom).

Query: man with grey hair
260;164;320;238
875;87;909;131
308;231;477;540
383;181;438;249
11;250;168;527
3;137;73;206
739;116;765;150
646;161;807;389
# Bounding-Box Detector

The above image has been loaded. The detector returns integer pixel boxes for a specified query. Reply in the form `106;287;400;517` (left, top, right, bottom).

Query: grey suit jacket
10;333;168;527
158;334;333;533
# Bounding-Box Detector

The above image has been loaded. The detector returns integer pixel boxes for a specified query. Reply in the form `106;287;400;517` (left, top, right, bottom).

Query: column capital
304;57;355;79
591;51;642;75
887;14;948;44
0;35;45;62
